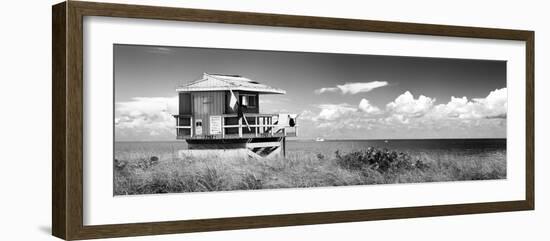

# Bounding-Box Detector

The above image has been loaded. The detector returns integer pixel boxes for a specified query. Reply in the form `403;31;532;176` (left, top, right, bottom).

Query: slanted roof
176;73;286;94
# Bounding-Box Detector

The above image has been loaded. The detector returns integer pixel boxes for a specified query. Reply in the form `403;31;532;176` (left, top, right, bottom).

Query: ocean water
288;139;505;154
115;138;506;161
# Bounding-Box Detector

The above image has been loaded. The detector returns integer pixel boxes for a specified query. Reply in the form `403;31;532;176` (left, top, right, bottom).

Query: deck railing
174;114;193;138
174;113;297;139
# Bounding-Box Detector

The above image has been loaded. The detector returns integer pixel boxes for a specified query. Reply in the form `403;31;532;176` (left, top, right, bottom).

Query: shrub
113;159;128;170
335;148;427;174
171;172;201;193
196;167;226;191
238;172;263;190
414;159;430;170
136;156;160;170
145;173;171;193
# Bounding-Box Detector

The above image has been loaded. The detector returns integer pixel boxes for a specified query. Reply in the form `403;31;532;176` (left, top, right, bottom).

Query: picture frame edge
52;1;68;240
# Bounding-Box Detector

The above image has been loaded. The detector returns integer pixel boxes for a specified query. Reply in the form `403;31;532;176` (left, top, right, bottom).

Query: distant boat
315;137;325;142
384;140;389;143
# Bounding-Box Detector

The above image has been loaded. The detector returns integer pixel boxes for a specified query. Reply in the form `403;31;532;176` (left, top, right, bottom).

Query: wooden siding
178;92;191;115
191;91;225;136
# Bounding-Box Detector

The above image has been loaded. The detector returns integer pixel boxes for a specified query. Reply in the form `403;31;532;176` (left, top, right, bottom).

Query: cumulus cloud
383;113;411;124
384;88;507;125
358;98;382;114
315;81;388;95
299;88;506;139
115;96;178;140
311;98;383;121
315;103;358;121
473;87;507;118
386;91;435;118
431;88;507;119
299;98;382;134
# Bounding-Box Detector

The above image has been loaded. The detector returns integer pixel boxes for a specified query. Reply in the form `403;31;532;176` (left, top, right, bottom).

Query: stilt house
174;73;297;158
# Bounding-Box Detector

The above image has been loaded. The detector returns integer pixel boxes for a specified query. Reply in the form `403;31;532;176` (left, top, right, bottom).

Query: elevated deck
174;113;297;140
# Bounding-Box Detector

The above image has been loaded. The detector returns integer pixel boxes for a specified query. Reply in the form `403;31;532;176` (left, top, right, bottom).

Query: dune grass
113;147;506;195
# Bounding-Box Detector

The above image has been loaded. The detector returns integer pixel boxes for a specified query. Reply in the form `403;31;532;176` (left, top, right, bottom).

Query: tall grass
114;147;506;195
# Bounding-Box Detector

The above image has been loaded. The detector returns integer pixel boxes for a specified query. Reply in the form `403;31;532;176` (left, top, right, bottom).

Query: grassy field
113;145;506;195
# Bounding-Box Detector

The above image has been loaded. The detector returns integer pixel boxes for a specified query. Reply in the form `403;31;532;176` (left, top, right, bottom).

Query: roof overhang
176;86;286;94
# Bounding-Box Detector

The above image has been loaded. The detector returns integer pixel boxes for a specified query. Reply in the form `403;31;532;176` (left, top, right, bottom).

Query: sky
114;44;507;141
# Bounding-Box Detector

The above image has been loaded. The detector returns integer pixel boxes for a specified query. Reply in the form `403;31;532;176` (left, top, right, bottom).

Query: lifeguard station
173;73;297;159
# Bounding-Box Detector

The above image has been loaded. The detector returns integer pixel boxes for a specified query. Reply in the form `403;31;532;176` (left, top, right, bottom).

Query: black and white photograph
113;44;507;195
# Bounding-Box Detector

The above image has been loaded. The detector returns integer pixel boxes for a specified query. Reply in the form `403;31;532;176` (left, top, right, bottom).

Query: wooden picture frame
52;1;534;240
